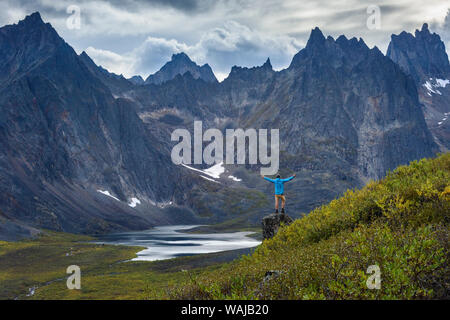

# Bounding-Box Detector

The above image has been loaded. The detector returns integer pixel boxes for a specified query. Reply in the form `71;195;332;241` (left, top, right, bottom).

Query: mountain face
145;52;217;85
387;23;450;83
78;51;135;94
260;29;436;181
387;23;450;151
134;28;436;180
0;13;441;240
0;13;199;240
128;75;145;85
119;28;437;222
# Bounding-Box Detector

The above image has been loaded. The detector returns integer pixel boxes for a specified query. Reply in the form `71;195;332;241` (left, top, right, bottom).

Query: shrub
167;154;450;299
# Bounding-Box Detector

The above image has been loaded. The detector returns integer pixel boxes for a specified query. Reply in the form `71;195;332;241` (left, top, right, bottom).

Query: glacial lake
94;225;261;261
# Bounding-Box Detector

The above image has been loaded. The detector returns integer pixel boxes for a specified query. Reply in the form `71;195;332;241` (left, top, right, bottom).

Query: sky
0;0;449;81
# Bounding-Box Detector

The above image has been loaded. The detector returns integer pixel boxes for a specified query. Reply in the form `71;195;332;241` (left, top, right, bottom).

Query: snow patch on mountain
438;112;450;126
228;175;242;182
128;197;141;207
200;175;219;183
202;162;225;178
97;190;120;202
435;78;449;88
423;78;449;96
181;162;225;179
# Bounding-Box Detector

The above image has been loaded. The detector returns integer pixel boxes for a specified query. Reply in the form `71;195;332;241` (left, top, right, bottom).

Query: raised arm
262;175;275;183
281;174;296;182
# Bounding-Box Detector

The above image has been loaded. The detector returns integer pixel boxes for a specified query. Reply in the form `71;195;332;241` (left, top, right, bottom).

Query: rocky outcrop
262;213;293;240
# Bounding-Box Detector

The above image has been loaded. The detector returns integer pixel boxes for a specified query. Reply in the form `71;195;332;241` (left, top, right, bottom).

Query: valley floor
0;231;256;300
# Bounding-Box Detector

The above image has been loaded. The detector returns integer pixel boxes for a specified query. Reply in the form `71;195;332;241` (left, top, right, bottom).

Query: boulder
262;213;293;240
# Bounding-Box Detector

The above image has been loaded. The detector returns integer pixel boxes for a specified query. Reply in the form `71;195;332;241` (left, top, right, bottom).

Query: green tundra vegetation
0;230;244;299
0;153;448;300
167;153;449;299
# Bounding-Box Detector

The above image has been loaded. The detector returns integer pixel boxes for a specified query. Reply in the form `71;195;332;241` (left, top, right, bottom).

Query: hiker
261;174;296;214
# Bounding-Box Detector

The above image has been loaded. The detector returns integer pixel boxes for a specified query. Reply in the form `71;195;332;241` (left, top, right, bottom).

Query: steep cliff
387;23;450;151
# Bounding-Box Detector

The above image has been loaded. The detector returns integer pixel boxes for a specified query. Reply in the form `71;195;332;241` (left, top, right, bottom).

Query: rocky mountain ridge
145;52;217;85
387;23;450;151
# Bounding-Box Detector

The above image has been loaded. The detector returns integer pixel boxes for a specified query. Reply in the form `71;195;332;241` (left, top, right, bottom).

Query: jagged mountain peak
14;11;59;40
128;75;145;85
413;22;442;41
305;27;326;48
310;27;326;41
0;11;71;85
171;52;191;62
145;51;217;85
387;23;450;152
226;58;274;81
387;23;450;83
79;50;95;65
289;28;375;69
418;22;429;34
20;11;43;24
335;34;348;43
336;35;369;51
262;57;272;69
80;50;90;59
7;11;59;39
199;63;215;73
305;28;369;51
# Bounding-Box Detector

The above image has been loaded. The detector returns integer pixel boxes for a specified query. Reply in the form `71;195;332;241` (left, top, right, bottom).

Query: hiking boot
281;208;285;214
275;209;279;214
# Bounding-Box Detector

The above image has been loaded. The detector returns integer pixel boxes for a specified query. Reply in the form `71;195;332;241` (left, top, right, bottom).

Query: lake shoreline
93;225;261;262
0;229;260;299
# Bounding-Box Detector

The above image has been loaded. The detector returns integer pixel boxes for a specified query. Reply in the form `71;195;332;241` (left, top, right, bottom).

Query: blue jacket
264;176;295;195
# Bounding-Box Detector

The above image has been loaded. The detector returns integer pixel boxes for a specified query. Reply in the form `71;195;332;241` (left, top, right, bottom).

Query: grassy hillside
167;154;450;299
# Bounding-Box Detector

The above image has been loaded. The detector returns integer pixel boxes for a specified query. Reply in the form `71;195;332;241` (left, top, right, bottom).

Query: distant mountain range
0;12;447;240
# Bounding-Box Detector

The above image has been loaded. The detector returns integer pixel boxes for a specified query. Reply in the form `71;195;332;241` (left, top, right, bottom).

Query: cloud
132;37;190;75
431;9;450;57
0;0;448;79
113;0;217;13
85;37;190;78
85;20;302;81
190;20;302;72
84;46;136;76
0;1;27;25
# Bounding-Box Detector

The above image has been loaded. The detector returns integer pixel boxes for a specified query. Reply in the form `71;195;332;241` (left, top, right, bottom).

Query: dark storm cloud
136;0;213;12
94;0;218;13
0;0;447;81
0;0;217;27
